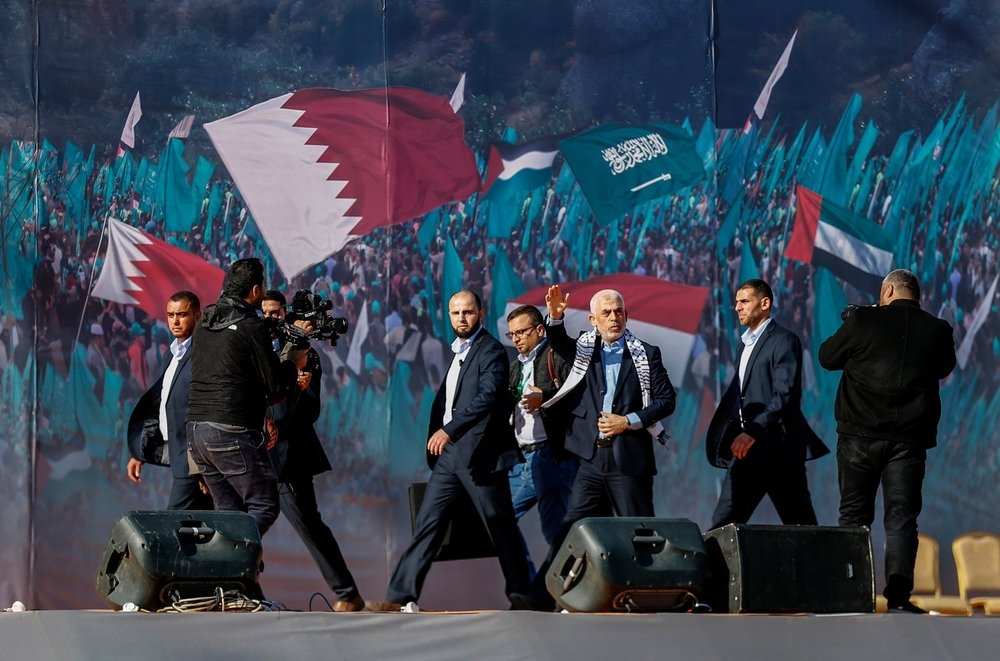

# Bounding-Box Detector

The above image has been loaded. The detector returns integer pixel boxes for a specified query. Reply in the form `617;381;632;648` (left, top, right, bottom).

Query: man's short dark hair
263;289;286;306
507;304;544;327
737;278;774;302
451;289;483;310
169;290;201;312
884;269;920;300
224;258;265;298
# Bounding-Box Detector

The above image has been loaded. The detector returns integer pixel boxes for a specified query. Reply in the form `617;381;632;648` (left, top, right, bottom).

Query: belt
595;437;614;448
519;441;547;454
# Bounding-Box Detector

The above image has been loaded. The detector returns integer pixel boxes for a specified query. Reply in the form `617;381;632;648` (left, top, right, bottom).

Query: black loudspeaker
408;482;496;561
545;517;708;613
702;524;875;613
95;510;263;610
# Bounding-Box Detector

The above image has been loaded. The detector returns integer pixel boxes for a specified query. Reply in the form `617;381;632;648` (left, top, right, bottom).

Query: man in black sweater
186;258;303;536
819;268;956;614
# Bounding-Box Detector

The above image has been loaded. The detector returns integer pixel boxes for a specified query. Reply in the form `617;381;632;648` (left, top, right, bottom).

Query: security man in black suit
368;290;530;611
820;268;956;614
126;291;213;510
706;278;828;528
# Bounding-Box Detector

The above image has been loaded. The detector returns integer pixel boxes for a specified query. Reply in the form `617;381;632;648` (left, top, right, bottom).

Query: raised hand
545;284;569;320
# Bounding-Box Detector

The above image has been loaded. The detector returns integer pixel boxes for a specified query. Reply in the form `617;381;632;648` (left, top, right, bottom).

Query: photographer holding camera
186;258;305;536
261;290;364;612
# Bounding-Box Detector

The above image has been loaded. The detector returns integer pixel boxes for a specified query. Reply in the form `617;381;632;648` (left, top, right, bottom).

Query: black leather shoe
886;600;927;614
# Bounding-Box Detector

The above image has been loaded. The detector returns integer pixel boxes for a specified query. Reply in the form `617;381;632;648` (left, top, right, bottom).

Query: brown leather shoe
332;595;365;612
364;599;404;612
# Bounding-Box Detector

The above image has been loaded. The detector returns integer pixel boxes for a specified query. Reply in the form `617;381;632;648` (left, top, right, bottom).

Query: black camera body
273;289;349;347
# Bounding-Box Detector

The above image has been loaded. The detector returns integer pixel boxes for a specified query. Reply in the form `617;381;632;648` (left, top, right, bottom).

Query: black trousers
710;441;817;529
837;435;926;602
386;447;530;604
167;475;215;511
279;477;360;601
527;446;653;607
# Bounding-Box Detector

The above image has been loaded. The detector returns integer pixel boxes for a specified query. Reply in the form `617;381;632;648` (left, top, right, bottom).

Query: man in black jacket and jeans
819;268;956;614
186;258;303;536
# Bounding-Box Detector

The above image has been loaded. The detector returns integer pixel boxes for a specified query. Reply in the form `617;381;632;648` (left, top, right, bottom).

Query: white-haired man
510;284;676;610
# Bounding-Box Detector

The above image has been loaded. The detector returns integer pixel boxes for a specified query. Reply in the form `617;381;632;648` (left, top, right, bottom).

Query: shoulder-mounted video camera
272;289;349;347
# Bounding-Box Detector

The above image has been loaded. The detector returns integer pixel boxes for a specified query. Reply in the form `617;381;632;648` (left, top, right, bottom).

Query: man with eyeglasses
504;304;577;576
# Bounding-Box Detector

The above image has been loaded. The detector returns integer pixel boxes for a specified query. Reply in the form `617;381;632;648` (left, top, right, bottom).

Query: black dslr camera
284;289;349;346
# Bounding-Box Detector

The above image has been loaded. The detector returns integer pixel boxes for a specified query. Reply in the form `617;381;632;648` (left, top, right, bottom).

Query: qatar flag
204;87;481;278
92;219;225;317
502;274;709;379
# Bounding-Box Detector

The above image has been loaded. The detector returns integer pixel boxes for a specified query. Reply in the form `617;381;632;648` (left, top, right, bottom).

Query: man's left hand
427;429;451;455
264;417;279;450
730;432;757;459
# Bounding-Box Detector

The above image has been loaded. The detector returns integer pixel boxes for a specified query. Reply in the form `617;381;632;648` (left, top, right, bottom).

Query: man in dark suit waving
510;284;676;610
126;291;213;510
706;278;828;529
368;290;530;611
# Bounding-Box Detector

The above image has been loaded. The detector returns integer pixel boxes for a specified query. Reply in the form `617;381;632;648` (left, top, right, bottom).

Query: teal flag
488;246;526;335
440;237;463;341
559;122;706;225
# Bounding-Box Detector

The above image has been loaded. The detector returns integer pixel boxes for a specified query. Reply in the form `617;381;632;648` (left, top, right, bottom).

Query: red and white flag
92;218;225;316
753;30;797;120
503;274;709;379
120;92;143;148
168;114;195;140
204;87;481;278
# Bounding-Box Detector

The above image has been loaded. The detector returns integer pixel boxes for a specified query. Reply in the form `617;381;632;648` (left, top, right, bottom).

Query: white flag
753;30;797;120
346;300;370;375
957;274;998;369
168;114;195;140
120;91;143;148
449;72;467;112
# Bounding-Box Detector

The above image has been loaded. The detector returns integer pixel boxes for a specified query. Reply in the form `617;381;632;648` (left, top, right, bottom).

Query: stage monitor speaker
408;482;496;561
95;510;263;611
545;517;708;613
702;524;875;613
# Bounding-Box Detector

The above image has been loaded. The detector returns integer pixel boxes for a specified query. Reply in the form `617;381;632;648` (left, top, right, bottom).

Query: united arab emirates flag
558;123;706;225
784;185;894;294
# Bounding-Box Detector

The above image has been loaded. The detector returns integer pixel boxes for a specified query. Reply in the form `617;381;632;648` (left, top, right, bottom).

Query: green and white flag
558;123;706;225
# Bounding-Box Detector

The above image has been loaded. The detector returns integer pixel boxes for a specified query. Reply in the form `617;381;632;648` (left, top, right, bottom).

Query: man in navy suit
510;284;676;610
126;291;213;510
706;279;828;529
368;290;530;611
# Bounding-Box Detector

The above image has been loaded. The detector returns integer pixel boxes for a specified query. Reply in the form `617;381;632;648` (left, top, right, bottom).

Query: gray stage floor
1;610;998;661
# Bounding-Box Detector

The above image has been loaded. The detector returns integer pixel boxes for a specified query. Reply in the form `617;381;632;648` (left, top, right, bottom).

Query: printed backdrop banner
1;0;998;611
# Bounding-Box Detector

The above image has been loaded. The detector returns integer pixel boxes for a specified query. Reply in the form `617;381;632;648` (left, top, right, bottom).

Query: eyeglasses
505;325;540;340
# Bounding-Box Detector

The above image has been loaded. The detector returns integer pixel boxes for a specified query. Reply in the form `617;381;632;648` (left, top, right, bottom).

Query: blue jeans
837;435;926;602
187;421;280;536
509;444;578;547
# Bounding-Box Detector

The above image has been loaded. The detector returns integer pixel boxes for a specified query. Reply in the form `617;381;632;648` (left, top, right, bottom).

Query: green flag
558;123;706;225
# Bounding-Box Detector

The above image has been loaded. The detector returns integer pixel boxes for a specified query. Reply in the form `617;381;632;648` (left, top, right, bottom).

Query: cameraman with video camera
261;290;364;612
186;258;305;537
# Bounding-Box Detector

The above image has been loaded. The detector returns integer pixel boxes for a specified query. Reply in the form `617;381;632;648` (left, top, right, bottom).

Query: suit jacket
126;345;194;479
508;340;573;452
269;345;332;481
546;321;676;477
818;300;956;448
706;320;828;468
428;329;520;479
